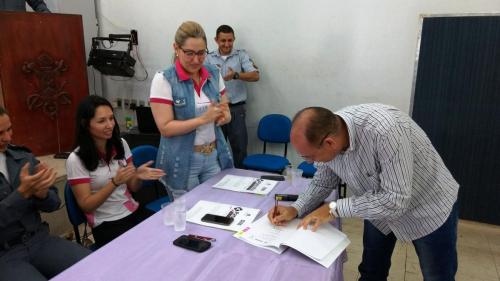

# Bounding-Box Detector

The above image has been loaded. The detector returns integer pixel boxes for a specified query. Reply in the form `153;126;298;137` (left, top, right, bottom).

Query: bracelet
111;177;119;187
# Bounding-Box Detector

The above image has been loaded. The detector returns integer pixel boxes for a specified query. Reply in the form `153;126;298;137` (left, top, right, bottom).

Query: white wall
42;0;102;96
94;0;500;166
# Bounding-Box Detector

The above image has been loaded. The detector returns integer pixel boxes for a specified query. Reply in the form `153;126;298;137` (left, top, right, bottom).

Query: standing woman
150;21;233;191
66;95;165;248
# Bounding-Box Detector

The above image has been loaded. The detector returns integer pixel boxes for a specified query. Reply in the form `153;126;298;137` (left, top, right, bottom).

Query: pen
188;234;216;242
275;194;299;201
272;198;278;219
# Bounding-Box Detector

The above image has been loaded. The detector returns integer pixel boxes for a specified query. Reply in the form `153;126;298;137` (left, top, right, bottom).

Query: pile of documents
234;216;350;268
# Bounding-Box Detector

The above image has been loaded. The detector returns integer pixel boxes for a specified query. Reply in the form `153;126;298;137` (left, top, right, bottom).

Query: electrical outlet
131;29;138;45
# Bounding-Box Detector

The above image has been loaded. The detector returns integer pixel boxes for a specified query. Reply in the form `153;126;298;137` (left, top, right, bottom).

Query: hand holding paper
297;203;334;232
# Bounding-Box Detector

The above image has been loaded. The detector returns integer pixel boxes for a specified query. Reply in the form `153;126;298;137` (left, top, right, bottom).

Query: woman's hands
215;102;231;126
112;165;136;186
135;160;166;180
201;102;225;124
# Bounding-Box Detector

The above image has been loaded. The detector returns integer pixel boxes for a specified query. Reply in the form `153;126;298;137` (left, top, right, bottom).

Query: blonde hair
175;21;207;47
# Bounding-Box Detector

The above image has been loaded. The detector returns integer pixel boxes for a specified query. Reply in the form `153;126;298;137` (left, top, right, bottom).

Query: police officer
206;24;260;168
0;106;90;281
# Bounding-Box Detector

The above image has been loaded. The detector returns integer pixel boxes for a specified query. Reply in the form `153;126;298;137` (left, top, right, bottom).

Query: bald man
268;104;459;281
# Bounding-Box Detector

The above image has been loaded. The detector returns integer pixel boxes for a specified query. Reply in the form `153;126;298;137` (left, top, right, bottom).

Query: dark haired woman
66;95;165;248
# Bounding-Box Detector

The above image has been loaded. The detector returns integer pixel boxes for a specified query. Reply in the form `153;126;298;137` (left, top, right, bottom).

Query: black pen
275;194;299;201
188;234;216;242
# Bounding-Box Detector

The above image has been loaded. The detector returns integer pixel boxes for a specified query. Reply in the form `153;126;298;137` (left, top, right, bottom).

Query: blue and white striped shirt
292;103;459;241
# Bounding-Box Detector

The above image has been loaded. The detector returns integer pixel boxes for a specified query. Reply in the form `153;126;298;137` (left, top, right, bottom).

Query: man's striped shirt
292;103;459;241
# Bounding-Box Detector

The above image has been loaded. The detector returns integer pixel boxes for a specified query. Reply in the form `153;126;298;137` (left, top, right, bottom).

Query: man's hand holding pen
267;205;298;226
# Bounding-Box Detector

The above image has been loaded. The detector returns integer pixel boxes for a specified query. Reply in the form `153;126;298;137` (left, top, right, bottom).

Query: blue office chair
298;161;317;178
131;145;170;212
242;114;292;173
64;182;94;249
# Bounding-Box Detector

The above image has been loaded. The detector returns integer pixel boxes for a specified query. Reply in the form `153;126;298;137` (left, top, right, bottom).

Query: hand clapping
135;160;166;180
18;162;57;199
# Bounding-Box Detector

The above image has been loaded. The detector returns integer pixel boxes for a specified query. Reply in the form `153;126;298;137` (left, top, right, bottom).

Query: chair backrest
130;145;168;206
64;182;87;244
64;182;87;227
131;145;158;189
257;114;292;143
131;145;158;167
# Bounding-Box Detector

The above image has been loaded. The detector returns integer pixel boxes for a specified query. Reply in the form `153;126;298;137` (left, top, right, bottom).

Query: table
51;168;344;281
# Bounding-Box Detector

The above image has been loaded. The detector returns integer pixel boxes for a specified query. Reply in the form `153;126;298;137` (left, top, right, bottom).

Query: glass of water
161;202;174;226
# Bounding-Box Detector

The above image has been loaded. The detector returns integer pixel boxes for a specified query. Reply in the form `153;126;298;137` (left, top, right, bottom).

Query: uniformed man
0;106;90;281
206;24;260;168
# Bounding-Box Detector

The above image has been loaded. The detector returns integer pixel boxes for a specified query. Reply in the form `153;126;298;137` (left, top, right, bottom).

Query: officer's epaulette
8;144;32;153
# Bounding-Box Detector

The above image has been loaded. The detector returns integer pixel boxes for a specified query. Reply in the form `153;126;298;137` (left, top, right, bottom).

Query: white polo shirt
66;139;138;227
149;60;226;145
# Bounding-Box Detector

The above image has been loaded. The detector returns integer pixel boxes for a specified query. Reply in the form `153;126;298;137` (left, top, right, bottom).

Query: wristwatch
329;201;338;217
232;72;240;80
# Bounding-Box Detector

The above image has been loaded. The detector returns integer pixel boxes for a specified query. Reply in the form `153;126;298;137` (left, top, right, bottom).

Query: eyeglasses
179;47;208;59
300;132;332;162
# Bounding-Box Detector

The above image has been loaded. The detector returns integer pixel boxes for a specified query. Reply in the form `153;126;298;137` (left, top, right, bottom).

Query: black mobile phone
173;235;211;253
201;214;234;226
260;175;285;181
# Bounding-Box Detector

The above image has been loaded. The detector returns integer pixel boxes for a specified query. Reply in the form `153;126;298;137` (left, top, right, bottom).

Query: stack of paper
212;175;279;195
234;216;350;268
186;200;260;232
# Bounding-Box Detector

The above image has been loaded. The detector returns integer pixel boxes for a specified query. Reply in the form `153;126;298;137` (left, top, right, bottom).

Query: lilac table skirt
52;168;345;281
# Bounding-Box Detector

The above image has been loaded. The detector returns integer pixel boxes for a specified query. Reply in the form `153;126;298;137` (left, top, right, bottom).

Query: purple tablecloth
52;169;344;281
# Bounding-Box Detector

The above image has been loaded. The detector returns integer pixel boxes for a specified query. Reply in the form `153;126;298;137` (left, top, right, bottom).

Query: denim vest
156;63;233;190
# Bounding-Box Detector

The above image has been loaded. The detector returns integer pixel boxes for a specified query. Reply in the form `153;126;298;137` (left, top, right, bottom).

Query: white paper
234;216;350;268
212;175;279;195
186;200;260;232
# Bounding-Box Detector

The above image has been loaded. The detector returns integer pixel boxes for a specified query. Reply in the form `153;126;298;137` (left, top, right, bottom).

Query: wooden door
0;11;89;155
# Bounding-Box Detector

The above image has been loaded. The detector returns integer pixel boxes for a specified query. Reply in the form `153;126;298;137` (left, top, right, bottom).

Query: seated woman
150;21;233;192
66;95;165;248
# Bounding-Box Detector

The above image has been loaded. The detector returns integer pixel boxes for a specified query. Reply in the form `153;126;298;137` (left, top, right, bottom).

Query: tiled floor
341;218;500;281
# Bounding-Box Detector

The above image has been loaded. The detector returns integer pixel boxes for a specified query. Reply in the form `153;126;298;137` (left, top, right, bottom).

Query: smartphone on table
201;214;234;226
173;235;211;252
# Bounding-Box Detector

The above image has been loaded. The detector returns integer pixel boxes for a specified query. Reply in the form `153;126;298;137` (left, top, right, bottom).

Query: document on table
234;216;350;268
186;200;260;232
212;175;279;195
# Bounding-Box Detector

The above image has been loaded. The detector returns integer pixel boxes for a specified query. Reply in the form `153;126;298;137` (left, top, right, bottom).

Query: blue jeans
0;227;91;281
222;103;247;168
358;203;458;281
187;150;221;190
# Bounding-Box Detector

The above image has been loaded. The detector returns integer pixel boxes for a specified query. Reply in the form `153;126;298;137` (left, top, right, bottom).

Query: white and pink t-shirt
66;139;138;228
149;60;226;145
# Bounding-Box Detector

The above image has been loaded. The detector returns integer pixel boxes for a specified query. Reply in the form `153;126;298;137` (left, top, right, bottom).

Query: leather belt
2;231;36;250
193;141;216;155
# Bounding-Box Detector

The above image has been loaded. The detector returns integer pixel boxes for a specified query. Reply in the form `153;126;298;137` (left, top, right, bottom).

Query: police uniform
206;49;259;168
0;144;90;281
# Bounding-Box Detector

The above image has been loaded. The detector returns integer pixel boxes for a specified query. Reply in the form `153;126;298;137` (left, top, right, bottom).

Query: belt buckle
200;144;212;154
